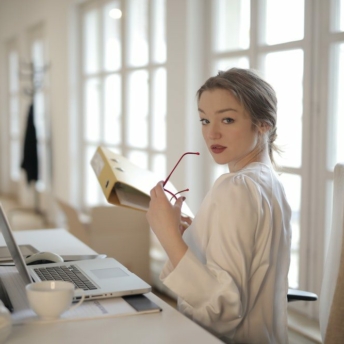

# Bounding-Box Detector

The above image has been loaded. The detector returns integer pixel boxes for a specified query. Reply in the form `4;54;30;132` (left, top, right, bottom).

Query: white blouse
160;163;292;344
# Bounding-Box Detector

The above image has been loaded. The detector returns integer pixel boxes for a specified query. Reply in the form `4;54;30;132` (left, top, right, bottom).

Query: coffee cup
26;281;85;320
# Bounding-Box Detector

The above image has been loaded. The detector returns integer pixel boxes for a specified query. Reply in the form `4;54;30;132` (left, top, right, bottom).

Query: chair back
89;206;150;282
55;199;91;245
319;163;344;343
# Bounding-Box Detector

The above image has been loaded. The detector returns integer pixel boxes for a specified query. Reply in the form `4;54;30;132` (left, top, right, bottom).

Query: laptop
0;204;151;309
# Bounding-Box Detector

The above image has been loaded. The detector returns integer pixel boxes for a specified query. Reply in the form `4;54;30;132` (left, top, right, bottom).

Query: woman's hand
146;182;188;267
180;215;192;235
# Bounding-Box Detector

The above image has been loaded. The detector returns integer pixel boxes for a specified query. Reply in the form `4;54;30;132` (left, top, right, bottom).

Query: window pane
152;0;166;63
264;0;304;45
127;70;148;148
263;50;304;168
84;78;101;141
279;173;301;289
152;68;166;151
152;154;166;180
127;0;149;67
83;9;100;74
328;43;344;168
104;74;121;145
214;57;249;74
341;0;344;31
127;150;148;169
103;1;122;71
331;0;344;32
213;0;250;52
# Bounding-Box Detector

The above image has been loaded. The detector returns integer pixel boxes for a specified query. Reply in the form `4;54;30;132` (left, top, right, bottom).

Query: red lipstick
211;145;226;154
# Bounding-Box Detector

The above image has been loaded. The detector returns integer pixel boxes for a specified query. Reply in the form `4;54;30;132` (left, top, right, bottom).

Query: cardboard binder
90;146;193;217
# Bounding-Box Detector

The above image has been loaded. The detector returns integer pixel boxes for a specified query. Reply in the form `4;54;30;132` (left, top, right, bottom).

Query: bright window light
109;8;122;19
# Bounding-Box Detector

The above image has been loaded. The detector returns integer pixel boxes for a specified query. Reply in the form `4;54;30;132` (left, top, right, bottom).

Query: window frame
78;0;167;209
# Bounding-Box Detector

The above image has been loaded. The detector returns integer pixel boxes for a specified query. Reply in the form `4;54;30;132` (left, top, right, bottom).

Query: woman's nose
207;124;221;140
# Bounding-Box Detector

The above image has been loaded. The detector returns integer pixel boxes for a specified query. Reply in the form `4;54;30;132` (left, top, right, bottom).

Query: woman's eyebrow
217;108;238;114
198;107;238;114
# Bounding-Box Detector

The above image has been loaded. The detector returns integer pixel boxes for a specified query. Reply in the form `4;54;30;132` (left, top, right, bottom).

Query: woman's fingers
181;215;192;225
150;181;164;198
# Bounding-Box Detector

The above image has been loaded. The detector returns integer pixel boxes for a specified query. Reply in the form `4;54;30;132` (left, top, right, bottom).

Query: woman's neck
228;145;271;173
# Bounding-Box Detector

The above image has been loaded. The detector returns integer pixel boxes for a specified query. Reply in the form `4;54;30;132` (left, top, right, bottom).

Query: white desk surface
0;229;223;344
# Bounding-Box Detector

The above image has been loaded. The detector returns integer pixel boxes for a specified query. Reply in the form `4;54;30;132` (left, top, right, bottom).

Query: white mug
26;281;85;320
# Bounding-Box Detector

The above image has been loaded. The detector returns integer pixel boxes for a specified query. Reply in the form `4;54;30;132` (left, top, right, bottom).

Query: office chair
55;198;91;246
287;288;318;302
56;200;151;283
89;205;151;283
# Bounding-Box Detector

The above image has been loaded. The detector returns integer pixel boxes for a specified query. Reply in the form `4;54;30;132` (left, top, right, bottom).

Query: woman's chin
212;156;230;165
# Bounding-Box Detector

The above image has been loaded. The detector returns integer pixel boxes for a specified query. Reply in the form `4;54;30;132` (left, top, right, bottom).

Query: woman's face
198;88;260;171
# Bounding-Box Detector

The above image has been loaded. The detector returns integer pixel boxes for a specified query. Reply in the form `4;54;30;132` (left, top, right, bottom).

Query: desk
0;229;223;344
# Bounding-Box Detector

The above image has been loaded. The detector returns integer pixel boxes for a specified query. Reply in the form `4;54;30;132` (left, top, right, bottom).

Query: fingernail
182;197;186;201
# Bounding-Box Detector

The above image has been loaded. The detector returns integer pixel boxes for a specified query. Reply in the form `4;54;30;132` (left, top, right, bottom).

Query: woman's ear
258;122;271;134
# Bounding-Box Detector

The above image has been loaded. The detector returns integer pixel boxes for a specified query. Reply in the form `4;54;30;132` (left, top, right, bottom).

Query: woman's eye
200;119;209;125
223;118;234;124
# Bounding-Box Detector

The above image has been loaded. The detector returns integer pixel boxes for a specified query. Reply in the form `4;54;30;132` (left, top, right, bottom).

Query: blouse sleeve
160;174;271;336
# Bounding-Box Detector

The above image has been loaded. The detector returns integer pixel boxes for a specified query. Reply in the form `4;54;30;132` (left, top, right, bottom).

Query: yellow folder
90;146;193;217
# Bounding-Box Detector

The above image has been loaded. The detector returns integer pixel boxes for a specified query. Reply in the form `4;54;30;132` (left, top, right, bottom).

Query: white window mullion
250;0;260;69
147;0;153;170
120;0;127;156
98;7;105;145
295;0;323;318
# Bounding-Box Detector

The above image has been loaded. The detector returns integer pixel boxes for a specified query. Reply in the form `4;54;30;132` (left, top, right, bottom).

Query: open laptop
0;204;151;309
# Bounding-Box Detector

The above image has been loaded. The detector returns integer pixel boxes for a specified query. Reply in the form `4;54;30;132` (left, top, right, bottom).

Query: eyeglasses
163;152;200;201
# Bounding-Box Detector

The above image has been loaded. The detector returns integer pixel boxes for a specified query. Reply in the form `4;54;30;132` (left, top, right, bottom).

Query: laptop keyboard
33;265;98;291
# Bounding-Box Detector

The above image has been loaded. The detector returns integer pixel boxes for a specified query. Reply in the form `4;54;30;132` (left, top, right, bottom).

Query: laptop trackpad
91;267;129;279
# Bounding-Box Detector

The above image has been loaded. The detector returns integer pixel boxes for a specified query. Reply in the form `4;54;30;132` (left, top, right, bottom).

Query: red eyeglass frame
163;152;200;201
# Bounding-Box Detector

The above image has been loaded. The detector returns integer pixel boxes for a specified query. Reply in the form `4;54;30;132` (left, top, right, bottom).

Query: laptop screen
0;204;33;285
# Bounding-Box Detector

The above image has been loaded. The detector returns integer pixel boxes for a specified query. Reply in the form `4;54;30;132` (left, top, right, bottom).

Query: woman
146;68;292;344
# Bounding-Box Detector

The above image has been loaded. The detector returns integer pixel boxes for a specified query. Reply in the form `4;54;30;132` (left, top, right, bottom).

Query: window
210;0;344;318
80;0;167;208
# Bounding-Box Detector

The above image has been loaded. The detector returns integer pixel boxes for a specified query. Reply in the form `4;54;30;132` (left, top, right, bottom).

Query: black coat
21;103;39;183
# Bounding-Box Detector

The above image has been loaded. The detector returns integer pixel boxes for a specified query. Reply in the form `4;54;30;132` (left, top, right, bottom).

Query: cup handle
69;289;85;312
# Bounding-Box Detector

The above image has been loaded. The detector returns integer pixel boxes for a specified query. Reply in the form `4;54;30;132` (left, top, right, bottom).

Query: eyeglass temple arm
164;188;190;201
163;152;200;187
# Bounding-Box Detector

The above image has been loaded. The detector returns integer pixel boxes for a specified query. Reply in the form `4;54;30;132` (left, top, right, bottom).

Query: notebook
0;204;151;310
